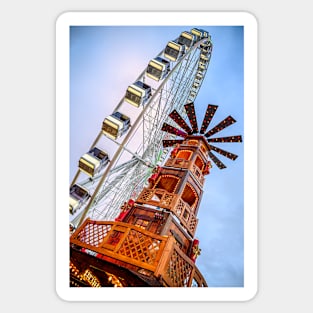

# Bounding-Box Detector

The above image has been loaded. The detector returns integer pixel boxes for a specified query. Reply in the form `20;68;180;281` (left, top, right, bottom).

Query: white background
1;0;312;312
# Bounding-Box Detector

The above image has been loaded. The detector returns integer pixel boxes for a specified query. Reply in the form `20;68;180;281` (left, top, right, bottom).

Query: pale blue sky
70;25;244;287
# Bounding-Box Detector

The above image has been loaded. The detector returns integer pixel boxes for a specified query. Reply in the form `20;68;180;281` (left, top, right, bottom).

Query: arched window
194;155;205;171
200;144;208;156
188;140;199;146
181;183;198;210
154;175;179;193
176;150;193;160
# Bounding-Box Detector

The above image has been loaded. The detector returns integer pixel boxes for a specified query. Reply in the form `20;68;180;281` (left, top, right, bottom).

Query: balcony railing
70;219;167;272
70;219;207;287
155;236;207;287
136;188;198;236
165;158;190;169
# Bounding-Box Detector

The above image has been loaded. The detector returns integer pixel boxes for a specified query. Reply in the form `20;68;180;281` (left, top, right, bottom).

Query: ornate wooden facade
70;135;212;287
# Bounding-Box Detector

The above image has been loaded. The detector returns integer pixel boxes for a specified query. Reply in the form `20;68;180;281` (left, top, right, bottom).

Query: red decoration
176;129;187;137
170;144;180;158
127;199;135;207
115;199;135;222
115;210;128;222
202;160;212;175
190;239;201;263
148;166;161;184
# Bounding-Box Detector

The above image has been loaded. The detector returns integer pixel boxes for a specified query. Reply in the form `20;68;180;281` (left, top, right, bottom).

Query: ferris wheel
70;28;213;227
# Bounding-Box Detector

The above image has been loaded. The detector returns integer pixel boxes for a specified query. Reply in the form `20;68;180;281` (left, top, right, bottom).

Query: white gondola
200;53;209;65
78;147;110;177
102;111;131;140
189;91;197;99
164;41;186;62
124;81;152;107
192;81;200;90
195;71;203;82
191;28;209;41
177;31;197;50
198;62;207;72
146;56;170;81
200;40;212;54
69;184;90;215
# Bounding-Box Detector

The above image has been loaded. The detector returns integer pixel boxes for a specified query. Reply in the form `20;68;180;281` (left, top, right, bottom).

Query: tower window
181;183;198;209
188;140;199;146
155;175;179;193
135;218;150;230
176;150;192;160
200;144;208;155
194;155;205;171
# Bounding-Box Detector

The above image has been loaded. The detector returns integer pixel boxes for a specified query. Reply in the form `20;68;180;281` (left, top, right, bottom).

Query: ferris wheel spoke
78;156;139;190
92;161;151;220
94;164;138;204
91;164;141;218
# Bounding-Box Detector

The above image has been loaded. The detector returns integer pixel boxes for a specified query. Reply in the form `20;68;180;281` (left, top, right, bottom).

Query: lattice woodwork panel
173;199;184;217
118;229;161;265
161;193;174;206
166;249;193;287
188;216;198;234
137;189;154;202
169;197;198;236
76;223;112;247
191;164;204;184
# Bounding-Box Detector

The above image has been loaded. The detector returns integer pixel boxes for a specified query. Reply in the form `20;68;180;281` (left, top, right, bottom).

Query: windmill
161;102;242;169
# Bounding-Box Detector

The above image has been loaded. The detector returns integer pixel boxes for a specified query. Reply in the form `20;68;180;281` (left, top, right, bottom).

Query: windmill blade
184;102;199;134
207;135;242;143
208;151;227;169
162;139;184;148
200;104;218;134
205;116;236;138
169;109;193;134
209;144;238;160
161;123;187;138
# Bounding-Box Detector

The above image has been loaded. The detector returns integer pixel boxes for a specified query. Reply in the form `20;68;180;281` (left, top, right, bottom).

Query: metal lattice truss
71;37;212;226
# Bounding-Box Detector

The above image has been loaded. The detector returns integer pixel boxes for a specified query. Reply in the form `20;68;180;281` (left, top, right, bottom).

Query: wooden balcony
70;219;207;287
191;164;205;185
136;188;198;236
165;158;205;185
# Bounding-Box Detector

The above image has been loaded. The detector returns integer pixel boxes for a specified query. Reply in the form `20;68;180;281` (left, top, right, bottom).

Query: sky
70;25;244;287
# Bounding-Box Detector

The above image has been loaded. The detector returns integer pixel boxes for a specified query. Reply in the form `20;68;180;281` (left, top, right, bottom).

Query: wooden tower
69;102;242;287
